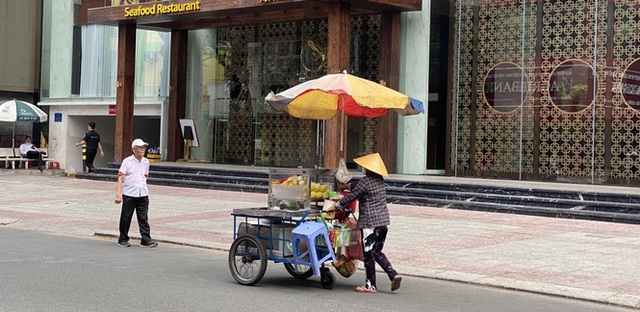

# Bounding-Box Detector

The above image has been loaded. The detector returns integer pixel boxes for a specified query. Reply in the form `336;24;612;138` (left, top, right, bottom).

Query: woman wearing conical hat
335;153;402;293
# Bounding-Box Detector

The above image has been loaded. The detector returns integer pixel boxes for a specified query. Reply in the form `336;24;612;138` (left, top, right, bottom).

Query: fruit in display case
279;199;301;210
271;175;307;186
309;182;332;200
270;173;308;207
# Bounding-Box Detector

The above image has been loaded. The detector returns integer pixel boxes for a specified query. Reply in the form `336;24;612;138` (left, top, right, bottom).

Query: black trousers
85;148;97;172
25;150;44;168
119;195;152;244
361;226;398;290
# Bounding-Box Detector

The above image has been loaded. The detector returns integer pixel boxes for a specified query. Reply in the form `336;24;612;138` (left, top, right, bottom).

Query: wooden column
114;23;136;162
377;12;401;173
167;29;188;161
324;2;351;169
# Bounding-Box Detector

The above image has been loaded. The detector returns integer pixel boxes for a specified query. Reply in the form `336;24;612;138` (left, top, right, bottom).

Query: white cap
131;138;149;148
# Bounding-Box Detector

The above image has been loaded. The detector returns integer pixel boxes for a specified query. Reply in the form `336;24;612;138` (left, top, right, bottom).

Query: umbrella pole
340;111;344;153
12;123;15;149
340;96;347;160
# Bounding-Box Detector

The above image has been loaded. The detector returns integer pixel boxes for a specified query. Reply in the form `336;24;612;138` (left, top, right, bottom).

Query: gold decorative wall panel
451;0;475;173
450;0;639;184
258;22;317;166
611;1;640;181
538;0;607;180
354;16;380;155
220;26;256;164
474;1;537;175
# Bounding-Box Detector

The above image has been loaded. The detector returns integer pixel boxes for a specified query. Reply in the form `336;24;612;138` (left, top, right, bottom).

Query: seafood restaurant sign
124;1;201;17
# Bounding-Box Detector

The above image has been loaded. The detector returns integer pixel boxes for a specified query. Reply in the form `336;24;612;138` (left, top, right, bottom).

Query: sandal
391;275;402;291
355;285;378;293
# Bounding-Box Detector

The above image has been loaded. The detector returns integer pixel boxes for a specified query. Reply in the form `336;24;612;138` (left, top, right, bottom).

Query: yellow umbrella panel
287;90;339;119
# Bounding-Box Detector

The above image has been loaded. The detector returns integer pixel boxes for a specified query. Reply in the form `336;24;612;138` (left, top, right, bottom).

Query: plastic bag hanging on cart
335;158;352;183
344;229;364;261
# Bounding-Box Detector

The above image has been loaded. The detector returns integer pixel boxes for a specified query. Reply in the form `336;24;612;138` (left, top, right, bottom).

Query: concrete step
75;163;640;224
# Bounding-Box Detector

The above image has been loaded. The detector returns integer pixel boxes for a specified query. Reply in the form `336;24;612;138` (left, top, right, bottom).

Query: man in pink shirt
114;138;158;248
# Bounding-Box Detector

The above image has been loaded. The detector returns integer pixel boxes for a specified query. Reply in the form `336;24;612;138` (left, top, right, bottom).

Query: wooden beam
114;23;136;163
324;2;351;170
353;0;421;11
148;7;330;30
167;29;188;161
376;12;401;173
87;0;421;27
88;0;310;25
77;0;103;25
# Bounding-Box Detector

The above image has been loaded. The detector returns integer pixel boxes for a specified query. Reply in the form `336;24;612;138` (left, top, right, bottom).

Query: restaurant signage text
124;1;201;17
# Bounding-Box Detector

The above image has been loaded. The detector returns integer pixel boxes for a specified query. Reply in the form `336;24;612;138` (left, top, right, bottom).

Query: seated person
19;135;45;171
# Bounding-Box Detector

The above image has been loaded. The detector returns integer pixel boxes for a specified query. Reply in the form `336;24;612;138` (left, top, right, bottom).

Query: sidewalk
1;170;639;309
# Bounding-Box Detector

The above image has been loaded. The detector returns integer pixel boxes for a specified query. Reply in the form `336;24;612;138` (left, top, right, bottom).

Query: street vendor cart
228;168;360;289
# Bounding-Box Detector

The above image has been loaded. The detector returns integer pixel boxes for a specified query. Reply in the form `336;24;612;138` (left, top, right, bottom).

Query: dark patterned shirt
338;172;389;229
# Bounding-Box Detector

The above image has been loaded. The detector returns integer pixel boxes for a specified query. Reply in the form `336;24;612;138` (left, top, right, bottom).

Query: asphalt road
0;228;632;312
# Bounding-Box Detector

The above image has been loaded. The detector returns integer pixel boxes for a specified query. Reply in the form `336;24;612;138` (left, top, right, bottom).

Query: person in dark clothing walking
76;122;104;172
335;153;402;294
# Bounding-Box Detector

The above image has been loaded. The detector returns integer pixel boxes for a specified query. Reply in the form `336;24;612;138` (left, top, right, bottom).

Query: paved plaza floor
1;171;639;308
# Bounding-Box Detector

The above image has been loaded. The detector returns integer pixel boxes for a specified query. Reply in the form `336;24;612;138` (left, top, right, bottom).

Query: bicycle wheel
284;263;314;280
228;234;267;286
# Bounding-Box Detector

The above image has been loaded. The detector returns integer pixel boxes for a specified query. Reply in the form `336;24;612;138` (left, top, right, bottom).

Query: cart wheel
228;234;267;286
284;263;314;280
320;268;335;289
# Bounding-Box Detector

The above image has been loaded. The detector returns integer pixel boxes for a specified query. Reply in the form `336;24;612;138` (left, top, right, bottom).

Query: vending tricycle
227;168;360;289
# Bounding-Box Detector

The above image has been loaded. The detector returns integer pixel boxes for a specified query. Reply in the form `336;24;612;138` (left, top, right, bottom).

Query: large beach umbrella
0;99;48;148
265;72;424;119
265;72;424;162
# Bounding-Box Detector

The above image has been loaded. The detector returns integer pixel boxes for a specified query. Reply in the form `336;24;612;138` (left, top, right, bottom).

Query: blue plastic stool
291;221;336;276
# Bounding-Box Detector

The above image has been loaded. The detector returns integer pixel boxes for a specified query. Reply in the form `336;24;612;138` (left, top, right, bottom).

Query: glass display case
268;168;336;210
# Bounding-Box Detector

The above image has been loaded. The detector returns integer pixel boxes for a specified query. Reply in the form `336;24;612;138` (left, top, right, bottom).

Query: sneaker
355;285;377;294
117;241;130;248
391;275;402;291
140;241;158;248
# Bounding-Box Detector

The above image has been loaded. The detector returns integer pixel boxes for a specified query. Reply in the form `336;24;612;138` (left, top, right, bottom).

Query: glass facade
450;0;640;184
185;17;384;168
41;0;170;100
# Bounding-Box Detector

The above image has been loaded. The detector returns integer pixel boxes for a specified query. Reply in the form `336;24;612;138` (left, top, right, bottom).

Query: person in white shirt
114;138;157;248
19;135;45;172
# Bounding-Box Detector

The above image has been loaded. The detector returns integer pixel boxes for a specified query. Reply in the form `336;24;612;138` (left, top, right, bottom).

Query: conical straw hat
353;153;388;177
